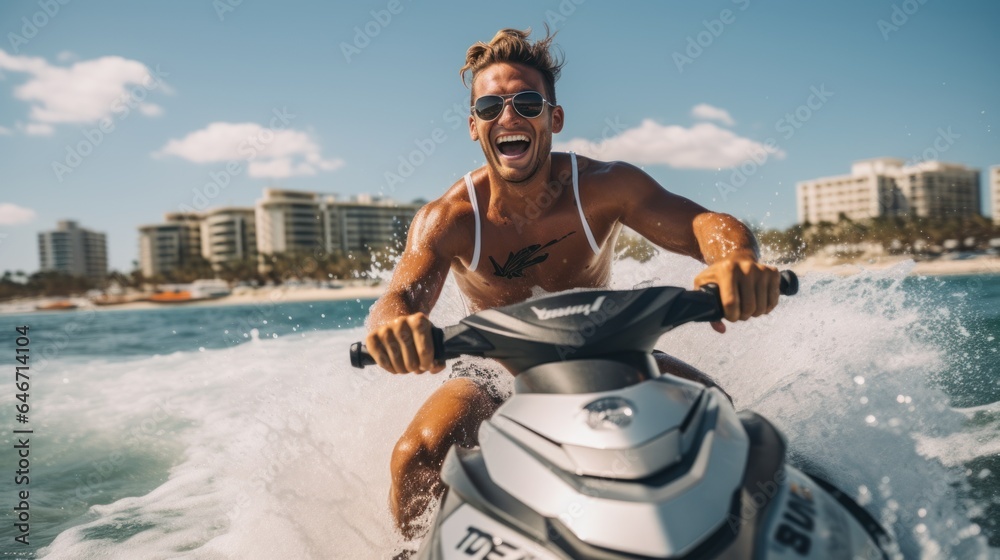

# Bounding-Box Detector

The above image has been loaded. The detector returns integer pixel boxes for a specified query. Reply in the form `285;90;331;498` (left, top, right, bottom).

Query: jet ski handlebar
350;270;798;369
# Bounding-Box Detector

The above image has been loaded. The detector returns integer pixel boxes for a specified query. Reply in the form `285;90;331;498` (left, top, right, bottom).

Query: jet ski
350;271;896;559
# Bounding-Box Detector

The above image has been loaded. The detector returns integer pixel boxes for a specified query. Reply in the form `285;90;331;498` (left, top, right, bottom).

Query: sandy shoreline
0;285;386;315
4;255;1000;314
790;254;1000;277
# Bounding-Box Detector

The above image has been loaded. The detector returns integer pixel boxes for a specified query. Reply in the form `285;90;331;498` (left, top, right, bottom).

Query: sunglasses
471;91;555;121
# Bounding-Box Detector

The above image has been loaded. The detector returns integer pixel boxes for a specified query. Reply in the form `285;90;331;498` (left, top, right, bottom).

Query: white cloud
0;203;37;226
139;103;164;117
154;122;345;179
0;126;12;135
691;103;735;126
248;159;298;178
0;50;168;132
56;51;78;63
554;119;785;170
23;123;54;136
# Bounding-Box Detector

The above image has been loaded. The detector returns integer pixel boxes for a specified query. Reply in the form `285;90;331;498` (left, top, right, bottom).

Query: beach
5;255;1000;315
3;256;996;558
0;284;385;314
791;254;1000;277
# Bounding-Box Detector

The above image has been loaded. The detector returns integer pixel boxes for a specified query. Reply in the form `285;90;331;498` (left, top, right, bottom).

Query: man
365;28;781;537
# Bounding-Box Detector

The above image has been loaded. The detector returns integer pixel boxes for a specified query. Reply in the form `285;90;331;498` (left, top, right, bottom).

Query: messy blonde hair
460;27;564;104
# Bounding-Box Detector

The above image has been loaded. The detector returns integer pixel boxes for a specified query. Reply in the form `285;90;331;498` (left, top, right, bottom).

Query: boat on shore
91;294;149;306
147;290;203;304
35;300;78;311
148;280;231;304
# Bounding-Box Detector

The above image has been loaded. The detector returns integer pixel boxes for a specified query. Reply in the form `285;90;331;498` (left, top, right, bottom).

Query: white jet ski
351;271;895;559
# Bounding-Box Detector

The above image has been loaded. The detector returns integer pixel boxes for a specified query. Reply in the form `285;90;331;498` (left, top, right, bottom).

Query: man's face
468;62;564;184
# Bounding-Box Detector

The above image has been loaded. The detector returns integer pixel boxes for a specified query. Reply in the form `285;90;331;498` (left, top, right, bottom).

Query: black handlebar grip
350;274;799;368
349;326;446;369
779;270;799;296
430;326;445;361
699;269;799;316
350;342;375;368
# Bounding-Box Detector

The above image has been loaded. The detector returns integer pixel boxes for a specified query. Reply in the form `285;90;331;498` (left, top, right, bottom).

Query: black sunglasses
471;91;555;121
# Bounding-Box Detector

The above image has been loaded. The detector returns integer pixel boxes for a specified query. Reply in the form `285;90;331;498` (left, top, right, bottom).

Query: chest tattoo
489;231;576;279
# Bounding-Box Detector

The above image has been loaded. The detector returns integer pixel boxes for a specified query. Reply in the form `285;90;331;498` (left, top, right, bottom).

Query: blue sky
1;0;997;273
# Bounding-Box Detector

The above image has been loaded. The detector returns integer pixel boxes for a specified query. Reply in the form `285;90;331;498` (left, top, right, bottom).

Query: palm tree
218;256;261;284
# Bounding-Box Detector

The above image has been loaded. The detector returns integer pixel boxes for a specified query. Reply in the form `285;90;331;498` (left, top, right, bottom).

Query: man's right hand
364;312;445;374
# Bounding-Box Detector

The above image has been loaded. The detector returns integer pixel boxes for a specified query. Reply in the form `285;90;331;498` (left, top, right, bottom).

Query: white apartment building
200;207;257;271
138;212;203;278
992;166;1000;225
38;220;107;280
797;158;981;224
138;189;423;277
255;189;325;256
895;161;981;218
323;194;422;254
256;189;422;257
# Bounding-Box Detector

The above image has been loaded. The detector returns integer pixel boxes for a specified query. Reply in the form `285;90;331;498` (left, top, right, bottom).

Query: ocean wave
8;254;996;558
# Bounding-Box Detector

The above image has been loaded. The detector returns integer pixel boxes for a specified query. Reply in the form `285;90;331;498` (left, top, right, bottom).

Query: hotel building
797;158;981;224
139;188;423;277
200;207;257;271
323;194;421;254
138;212;204;278
38;220;107;280
255;188;421;257
254;189;325;256
992;166;1000;225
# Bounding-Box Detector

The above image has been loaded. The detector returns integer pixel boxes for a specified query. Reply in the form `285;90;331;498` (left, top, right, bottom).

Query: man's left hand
693;253;780;333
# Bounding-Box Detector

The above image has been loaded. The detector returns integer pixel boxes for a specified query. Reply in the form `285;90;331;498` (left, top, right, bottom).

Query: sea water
0;255;998;559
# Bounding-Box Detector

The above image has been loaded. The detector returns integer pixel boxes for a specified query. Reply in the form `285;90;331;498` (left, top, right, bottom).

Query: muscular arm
611;161;778;326
368;205;451;328
609;161;757;262
366;202;462;372
690;212;760;264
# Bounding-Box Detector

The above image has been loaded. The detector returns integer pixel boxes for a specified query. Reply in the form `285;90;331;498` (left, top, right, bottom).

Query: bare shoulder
405;176;478;259
568;154;663;213
570;154;659;190
568;154;708;228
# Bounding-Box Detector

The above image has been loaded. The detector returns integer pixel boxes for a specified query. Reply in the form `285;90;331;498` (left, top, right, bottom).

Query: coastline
5;255;1000;314
790;254;1000;277
0;285;386;315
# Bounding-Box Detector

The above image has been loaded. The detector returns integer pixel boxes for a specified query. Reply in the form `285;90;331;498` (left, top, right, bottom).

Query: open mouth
495;134;531;159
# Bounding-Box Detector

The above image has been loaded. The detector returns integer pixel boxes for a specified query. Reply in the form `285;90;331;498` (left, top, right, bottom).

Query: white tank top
463;152;600;272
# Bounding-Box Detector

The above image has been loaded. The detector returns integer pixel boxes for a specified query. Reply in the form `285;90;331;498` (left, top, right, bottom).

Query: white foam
36;329;448;558
34;253;994;558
